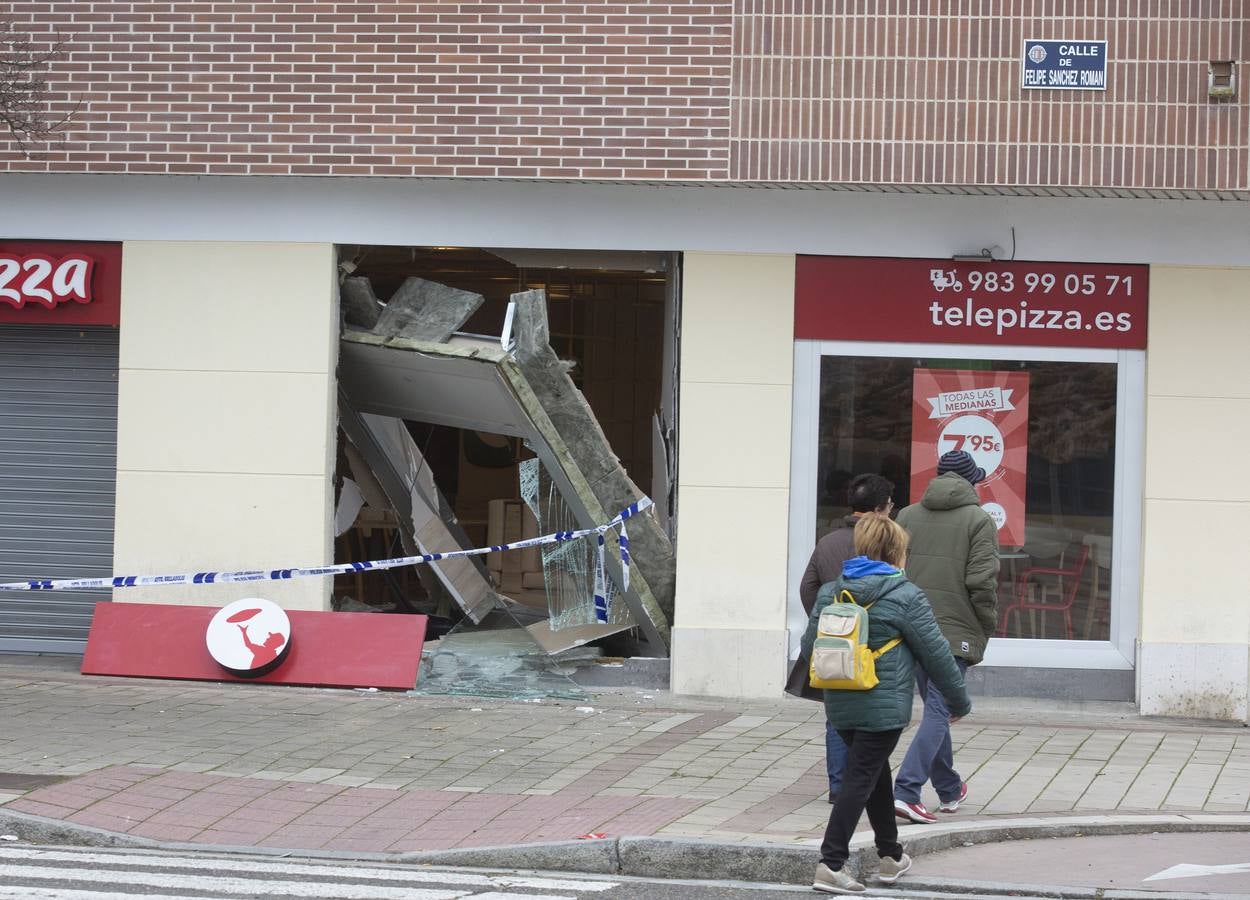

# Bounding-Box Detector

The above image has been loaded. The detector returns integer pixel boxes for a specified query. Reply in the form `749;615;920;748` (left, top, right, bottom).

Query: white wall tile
1148;266;1250;400
674;485;790;629
678;382;792;489
119;242;337;374
680;252;795;386
671;626;789;699
1139;642;1247;722
1140;498;1250;644
112;471;332;611
116;371;333;476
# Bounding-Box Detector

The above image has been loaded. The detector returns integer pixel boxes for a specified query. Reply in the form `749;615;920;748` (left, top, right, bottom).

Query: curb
2;808;1249;892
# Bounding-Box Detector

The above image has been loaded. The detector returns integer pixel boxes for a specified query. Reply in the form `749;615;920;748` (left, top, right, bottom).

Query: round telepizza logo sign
206;598;292;678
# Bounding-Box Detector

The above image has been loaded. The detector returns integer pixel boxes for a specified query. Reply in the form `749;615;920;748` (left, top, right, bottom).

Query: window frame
787;339;1145;670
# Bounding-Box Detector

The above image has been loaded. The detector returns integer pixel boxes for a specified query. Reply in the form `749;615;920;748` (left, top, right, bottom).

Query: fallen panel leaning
338;396;497;624
339;315;672;652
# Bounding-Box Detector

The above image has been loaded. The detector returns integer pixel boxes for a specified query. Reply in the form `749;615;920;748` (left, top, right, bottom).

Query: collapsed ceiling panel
338;336;527;437
337;287;675;653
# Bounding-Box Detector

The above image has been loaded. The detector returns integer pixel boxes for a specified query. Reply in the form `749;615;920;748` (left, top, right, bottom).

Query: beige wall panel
671;625;788;698
1139;498;1250;644
1139;641;1248;722
114;241;338;611
112;471;332;610
1138;265;1250;720
116;371;333;476
678;382;792;490
1148;266;1250;400
1144;396;1250;503
119;242;337;374
674;485;789;630
674;252;796;697
680;252;795;386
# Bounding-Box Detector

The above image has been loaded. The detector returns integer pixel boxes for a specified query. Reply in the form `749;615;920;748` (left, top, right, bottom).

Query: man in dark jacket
800;474;895;614
799;474;894;805
892;450;999;824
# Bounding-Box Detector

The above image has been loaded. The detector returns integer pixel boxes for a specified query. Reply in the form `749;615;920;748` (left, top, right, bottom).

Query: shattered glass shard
411;606;589;702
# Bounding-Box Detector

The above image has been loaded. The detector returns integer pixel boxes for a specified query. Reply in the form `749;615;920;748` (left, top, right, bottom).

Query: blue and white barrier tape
0;498;652;597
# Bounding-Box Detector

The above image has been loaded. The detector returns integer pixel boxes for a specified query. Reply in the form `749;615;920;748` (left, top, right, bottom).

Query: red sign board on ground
911;369;1030;548
82;602;427;690
795;255;1148;350
0;240;122;326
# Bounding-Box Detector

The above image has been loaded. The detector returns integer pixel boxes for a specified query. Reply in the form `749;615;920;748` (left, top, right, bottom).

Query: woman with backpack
800;514;971;894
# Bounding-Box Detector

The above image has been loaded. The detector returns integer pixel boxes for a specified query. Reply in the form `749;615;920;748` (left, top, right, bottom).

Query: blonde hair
853;514;909;568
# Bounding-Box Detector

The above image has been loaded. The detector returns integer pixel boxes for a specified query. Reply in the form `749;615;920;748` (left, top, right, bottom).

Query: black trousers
819;727;905;870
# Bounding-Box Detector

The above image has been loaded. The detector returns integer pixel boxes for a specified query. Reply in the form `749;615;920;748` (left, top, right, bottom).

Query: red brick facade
1;2;1246;192
731;2;1248;193
1;2;734;179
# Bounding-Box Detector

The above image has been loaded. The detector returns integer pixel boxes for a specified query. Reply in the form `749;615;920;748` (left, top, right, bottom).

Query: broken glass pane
412;605;589;702
518;457;635;631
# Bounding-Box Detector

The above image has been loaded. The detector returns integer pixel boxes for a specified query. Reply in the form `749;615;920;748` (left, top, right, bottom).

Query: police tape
0;499;651;616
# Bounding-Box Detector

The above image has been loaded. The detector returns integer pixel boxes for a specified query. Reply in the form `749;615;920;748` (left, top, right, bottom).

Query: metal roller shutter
0;326;119;653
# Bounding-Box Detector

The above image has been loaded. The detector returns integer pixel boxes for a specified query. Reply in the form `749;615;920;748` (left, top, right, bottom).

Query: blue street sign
1021;40;1108;91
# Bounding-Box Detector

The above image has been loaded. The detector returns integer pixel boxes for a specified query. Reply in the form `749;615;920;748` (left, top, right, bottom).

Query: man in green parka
892;449;999;824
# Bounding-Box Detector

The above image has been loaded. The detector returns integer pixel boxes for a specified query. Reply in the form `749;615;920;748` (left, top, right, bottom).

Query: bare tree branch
1;18;77;158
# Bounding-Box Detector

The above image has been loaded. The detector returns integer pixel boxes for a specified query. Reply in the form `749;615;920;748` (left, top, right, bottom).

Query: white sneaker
812;862;865;894
938;781;969;813
877;852;912;884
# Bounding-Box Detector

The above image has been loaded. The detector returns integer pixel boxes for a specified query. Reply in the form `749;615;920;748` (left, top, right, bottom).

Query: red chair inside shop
996;543;1090;640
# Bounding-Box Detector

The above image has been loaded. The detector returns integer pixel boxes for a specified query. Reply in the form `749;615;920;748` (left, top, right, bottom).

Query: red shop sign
795;255;1148;350
0;240;122;326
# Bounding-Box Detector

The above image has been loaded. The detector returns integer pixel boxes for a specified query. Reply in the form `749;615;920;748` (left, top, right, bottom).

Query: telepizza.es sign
795;256;1148;350
0;241;122;326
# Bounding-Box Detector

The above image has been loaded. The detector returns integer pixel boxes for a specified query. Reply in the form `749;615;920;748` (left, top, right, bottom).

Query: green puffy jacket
896;472;1000;665
800;567;971;732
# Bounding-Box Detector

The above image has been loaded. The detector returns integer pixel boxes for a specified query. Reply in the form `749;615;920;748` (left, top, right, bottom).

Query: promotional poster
911;369;1030;548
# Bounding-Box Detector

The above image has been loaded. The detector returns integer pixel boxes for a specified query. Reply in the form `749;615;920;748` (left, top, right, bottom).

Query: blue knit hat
937;450;986;485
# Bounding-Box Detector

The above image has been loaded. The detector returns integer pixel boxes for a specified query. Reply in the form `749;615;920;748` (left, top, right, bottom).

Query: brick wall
0;2;733;178
2;3;1246;192
731;1;1249;192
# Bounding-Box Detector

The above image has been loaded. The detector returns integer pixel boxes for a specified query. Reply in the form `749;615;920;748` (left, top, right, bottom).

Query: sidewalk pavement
1;654;1248;859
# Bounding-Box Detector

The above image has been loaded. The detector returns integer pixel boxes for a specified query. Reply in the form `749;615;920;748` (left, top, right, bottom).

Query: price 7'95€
942;434;1001;453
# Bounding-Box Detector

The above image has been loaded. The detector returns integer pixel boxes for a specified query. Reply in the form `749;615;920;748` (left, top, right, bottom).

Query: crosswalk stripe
0;864;473;900
0;848;618;892
0;888;201;900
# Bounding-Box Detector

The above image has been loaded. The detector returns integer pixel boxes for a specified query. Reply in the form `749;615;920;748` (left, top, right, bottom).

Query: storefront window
816;355;1117;642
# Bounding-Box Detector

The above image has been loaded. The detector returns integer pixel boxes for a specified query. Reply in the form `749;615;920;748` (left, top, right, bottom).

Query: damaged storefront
329;247;681;696
4;222;1245;720
0;241;683;698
